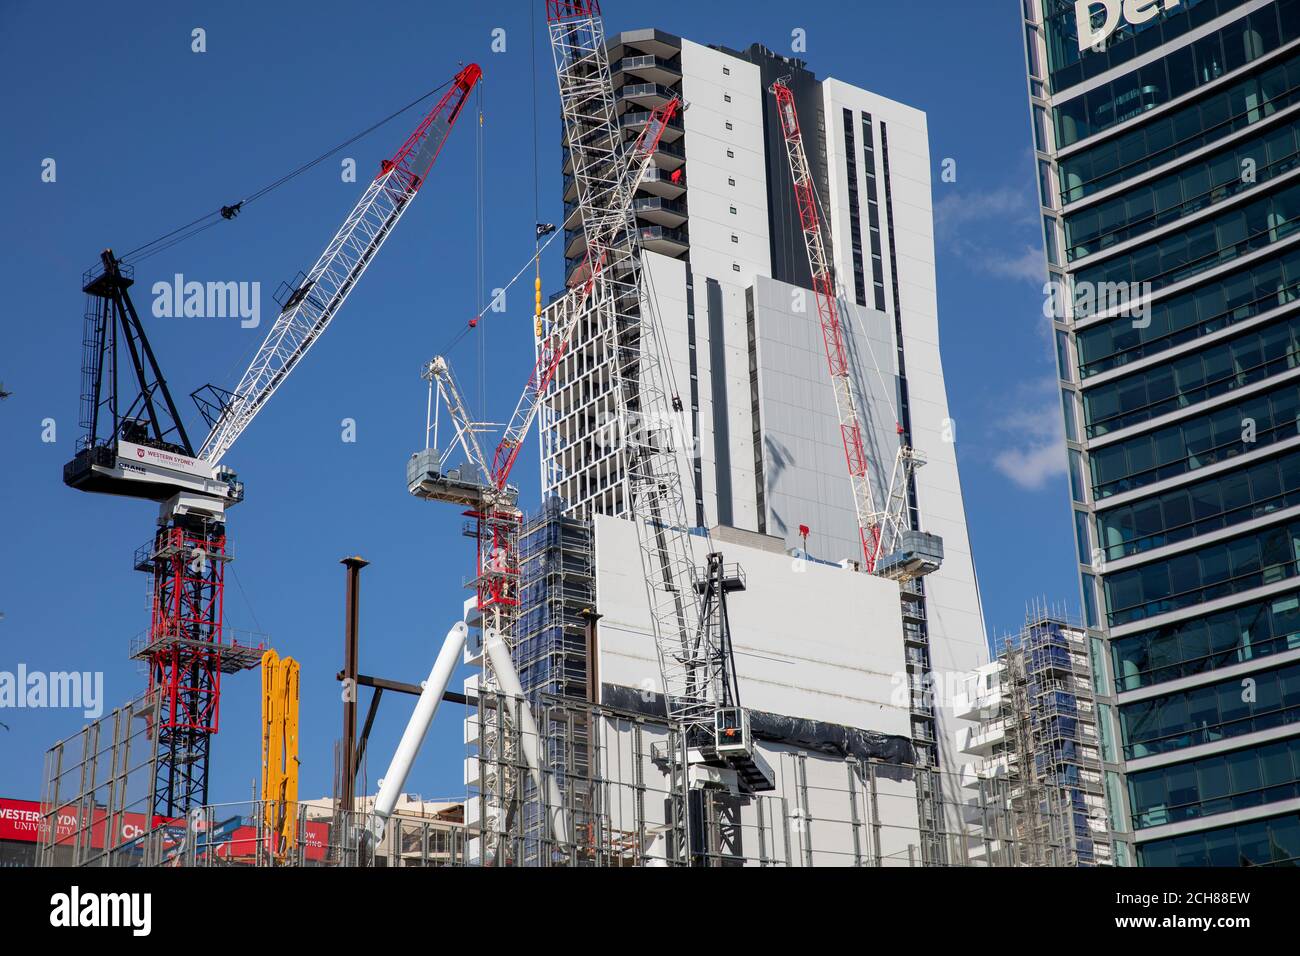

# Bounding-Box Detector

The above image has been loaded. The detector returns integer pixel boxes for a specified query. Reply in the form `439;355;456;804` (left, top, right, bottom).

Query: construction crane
548;0;774;864
408;92;682;864
64;64;482;820
769;76;947;863
548;0;724;748
768;77;941;580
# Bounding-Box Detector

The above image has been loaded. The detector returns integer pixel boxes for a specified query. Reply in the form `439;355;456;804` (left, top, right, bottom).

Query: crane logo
150;273;261;328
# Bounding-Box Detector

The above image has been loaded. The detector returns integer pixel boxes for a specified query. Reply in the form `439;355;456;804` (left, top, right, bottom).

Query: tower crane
547;0;727;750
63;64;482;820
768;77;941;579
770;77;947;862
547;0;774;865
408;93;681;863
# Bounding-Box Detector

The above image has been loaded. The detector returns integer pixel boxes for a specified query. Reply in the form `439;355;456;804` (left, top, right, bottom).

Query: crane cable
118;76;457;265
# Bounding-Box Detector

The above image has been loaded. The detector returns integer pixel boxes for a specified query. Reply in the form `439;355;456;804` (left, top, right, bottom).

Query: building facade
1025;0;1300;865
538;27;989;854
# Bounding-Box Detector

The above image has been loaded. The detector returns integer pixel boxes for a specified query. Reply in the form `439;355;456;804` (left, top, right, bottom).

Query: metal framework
199;64;482;464
414;81;679;863
548;0;722;745
76;251;193;457
131;520;263;818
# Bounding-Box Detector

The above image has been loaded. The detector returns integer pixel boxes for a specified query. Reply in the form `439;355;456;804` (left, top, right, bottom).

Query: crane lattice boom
548;0;723;737
199;65;482;464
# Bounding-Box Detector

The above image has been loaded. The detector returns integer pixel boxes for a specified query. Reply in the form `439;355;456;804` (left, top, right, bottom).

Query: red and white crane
769;77;925;576
408;93;680;863
65;65;481;819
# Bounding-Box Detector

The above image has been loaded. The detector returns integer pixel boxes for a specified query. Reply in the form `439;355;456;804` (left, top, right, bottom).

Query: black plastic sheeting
601;683;915;767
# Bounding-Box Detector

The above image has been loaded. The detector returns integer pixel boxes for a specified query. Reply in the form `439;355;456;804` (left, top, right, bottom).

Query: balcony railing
614;54;681;76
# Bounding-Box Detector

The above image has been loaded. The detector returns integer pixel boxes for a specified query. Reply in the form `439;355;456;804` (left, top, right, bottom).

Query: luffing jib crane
64;64;482;819
547;0;773;770
768;77;940;579
408;91;683;863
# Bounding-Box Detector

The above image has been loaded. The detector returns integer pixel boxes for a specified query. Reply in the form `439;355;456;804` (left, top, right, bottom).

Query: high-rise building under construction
525;28;991;860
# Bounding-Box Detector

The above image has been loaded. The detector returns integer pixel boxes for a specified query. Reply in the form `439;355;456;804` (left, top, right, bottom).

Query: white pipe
368;621;467;840
483;627;570;848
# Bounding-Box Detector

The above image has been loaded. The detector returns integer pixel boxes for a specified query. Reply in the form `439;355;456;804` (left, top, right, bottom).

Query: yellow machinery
260;649;300;860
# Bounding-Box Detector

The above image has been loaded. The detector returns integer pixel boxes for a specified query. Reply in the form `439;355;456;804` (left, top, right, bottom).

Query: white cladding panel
594;512;910;739
680;40;771;284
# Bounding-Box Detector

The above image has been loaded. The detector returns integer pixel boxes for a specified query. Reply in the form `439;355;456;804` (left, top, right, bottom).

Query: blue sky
0;0;1077;806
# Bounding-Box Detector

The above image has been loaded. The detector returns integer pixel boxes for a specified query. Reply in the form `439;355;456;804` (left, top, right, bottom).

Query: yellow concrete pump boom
261;649;300;860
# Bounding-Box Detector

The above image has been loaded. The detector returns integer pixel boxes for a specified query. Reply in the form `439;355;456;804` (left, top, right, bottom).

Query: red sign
0;798;180;849
0;799;63;843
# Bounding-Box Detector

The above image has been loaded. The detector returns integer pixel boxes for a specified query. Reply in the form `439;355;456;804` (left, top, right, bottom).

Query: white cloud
934;179;1046;287
993;441;1067;491
984;244;1047;284
985;381;1068;492
934;186;1037;238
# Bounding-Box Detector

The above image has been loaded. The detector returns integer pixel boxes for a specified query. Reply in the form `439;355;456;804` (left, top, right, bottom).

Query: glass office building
1024;0;1300;865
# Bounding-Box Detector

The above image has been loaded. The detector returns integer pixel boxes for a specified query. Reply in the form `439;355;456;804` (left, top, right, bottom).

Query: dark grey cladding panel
601;682;915;766
729;43;827;295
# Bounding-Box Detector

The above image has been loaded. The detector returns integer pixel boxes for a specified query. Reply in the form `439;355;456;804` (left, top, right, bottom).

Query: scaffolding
987;607;1112;867
184;691;1074;867
514;498;596;864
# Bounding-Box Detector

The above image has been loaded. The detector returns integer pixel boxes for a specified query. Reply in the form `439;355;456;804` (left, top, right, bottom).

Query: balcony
612;53;681;86
953;685;1005;722
620;108;684;142
633;195;687;226
957;720;1008;757
637;223;689;256
638;164;686;199
618;81;677;110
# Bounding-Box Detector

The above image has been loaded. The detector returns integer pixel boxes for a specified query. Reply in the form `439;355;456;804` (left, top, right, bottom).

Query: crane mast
769;78;889;571
547;0;724;743
769;78;937;580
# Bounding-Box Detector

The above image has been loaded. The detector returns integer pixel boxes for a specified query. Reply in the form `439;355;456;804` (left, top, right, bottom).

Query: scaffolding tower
998;608;1111;867
515;498;598;864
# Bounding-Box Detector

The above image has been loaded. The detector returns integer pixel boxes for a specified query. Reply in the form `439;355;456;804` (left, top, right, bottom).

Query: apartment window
1120;659;1300;760
725;121;733;131
729;205;737;214
726;149;734;158
1089;378;1300;500
843;109;866;307
1111;587;1300;692
732;263;740;272
724;93;732;103
861;113;886;312
730;234;738;243
723;66;730;75
728;177;735;186
1103;515;1300;627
